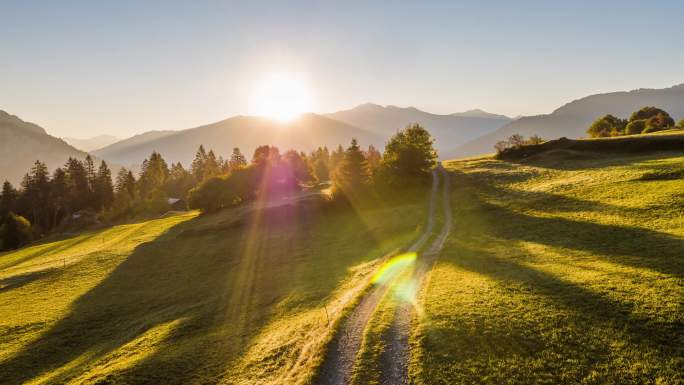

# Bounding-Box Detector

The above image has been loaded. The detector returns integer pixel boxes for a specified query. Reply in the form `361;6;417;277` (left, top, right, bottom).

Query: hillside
413;141;684;383
0;192;426;384
94;114;381;167
62;135;120;152
449;83;684;158
0;110;92;185
325;104;511;157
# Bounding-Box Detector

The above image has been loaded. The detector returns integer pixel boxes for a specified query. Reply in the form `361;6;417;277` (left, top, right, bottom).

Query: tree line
1;124;437;250
187;123;437;212
587;106;684;138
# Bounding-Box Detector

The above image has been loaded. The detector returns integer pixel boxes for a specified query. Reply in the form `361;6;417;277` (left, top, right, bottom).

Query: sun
248;72;312;122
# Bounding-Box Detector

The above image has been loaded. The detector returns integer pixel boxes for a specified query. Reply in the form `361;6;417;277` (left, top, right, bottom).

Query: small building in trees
167;197;187;211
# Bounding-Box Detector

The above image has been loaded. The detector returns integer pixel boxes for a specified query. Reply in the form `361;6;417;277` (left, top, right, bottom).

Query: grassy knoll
414;150;684;384
0;194;425;384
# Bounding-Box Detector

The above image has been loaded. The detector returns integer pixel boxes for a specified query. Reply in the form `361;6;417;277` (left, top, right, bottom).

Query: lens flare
371;252;417;285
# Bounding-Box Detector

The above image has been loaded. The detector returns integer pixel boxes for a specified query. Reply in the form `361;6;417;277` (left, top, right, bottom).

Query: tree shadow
0;201;383;384
509;150;684;171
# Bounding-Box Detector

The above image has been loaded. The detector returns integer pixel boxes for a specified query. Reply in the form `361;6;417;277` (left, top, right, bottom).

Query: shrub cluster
587;106;678;138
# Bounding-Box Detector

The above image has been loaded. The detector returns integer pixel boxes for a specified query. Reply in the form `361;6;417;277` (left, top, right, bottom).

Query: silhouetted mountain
448;84;684;158
93;114;382;167
63;134;120;152
325;103;510;157
0;110;92;185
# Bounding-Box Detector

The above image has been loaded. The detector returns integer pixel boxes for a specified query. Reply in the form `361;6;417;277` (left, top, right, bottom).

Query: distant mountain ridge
0;110;92;185
448;84;684;158
63;134;120;152
325;103;511;157
93;114;383;168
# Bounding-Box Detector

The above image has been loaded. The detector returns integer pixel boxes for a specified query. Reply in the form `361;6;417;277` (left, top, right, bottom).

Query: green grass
0;196;425;385
413;151;684;384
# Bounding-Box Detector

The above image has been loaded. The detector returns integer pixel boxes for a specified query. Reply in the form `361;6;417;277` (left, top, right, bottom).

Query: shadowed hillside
0;110;93;184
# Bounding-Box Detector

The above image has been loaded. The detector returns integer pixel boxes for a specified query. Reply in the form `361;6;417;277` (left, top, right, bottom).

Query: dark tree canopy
381;123;437;182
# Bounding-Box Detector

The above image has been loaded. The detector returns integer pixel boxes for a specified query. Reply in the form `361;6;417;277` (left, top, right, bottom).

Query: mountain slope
449;84;684;158
94;114;382;167
0;110;92;185
325;104;511;158
63;135;120;152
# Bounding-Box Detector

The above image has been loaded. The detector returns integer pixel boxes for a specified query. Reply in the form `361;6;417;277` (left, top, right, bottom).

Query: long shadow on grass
430;245;682;383
450;170;684;277
0;202;382;384
477;201;684;278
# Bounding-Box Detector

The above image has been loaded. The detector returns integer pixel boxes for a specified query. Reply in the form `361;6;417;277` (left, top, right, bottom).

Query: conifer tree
0;180;18;224
229;147;247;170
191;145;208;182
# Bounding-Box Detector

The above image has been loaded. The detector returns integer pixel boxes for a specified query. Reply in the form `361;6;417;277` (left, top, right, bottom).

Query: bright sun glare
249;72;312;122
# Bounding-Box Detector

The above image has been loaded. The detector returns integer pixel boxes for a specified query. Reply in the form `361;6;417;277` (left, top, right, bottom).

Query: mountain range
0;110;92;185
325;103;510;155
447;84;684;158
3;83;684;184
93;114;383;168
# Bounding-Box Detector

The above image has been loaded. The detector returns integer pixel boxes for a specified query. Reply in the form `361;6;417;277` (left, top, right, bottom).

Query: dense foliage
0;125;438;249
587;106;676;138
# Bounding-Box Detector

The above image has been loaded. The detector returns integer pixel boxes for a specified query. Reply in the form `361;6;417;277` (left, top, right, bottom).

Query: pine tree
49;168;69;228
93;161;114;210
334;139;369;194
365;145;382;178
191;145;208;182
0;181;18;223
65;157;90;212
24;161;51;229
229;147;247;170
138;151;169;198
204;150;220;180
115;167;136;197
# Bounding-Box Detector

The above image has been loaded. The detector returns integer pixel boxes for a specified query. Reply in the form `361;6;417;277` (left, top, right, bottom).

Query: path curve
316;169;441;385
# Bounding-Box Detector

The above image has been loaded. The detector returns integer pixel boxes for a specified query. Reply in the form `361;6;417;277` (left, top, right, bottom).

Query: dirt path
316;169;441;385
379;164;452;385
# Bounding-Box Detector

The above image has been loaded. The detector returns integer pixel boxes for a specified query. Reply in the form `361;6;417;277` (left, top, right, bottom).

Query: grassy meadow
413;149;684;384
0;193;426;385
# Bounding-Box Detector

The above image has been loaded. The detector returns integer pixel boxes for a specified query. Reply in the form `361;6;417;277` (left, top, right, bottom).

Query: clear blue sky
1;0;683;138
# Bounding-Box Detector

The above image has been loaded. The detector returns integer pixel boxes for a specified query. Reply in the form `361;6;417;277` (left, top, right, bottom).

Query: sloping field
414;150;684;384
0;195;426;384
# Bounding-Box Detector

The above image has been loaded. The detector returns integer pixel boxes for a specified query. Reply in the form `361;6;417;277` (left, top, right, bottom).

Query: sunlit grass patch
414;151;684;384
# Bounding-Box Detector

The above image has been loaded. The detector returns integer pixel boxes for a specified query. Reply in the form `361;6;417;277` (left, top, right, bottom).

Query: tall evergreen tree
138;151;169;198
49;168;69;228
93;161;114;210
204;150;220;180
191;145;208;182
65;157;90;212
24;161;51;229
334;138;369;194
229;147;247;170
115;168;136;197
0;181;18;224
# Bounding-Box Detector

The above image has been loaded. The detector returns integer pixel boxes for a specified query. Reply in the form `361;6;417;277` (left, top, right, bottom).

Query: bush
587;114;626;138
677;119;684;129
494;134;545;155
187;176;232;213
2;212;32;250
625;120;646;135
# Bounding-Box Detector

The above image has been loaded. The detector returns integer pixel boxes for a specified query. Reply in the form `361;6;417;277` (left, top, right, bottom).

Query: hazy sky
1;0;683;138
